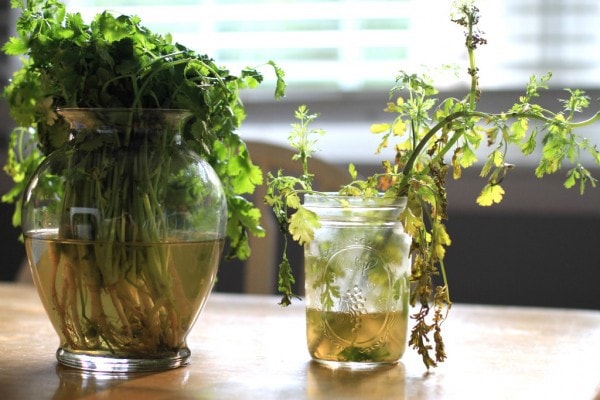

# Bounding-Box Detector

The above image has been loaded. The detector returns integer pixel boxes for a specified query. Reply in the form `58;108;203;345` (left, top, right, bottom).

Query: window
69;0;423;94
478;0;600;89
65;0;600;93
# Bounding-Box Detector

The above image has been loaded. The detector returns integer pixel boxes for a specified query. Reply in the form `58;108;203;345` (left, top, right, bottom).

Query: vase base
56;347;191;373
311;358;399;371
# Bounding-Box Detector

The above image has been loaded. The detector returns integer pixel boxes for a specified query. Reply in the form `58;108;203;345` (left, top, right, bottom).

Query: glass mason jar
21;108;227;372
303;194;411;369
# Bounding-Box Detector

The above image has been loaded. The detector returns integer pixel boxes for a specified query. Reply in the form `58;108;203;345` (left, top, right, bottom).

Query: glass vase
21;108;227;372
303;194;411;369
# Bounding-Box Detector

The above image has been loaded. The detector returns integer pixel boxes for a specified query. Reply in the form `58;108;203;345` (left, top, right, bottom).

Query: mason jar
303;193;411;369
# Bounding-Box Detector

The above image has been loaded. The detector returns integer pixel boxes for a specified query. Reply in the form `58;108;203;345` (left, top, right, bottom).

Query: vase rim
56;108;193;128
56;107;191;115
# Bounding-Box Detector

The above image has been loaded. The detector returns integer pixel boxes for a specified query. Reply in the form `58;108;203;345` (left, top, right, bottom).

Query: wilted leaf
476;183;505;206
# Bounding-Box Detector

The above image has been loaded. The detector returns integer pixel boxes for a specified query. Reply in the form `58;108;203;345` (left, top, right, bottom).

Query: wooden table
1;282;599;400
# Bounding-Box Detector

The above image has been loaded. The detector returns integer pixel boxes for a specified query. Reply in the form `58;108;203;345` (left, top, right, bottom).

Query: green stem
399;111;467;192
133;55;188;108
466;11;478;110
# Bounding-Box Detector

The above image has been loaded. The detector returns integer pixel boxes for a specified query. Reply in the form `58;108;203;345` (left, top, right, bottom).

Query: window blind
68;0;442;92
62;0;600;91
477;0;600;89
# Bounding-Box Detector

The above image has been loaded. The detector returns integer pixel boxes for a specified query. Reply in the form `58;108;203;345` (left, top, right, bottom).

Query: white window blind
64;0;600;92
68;0;428;93
476;0;600;89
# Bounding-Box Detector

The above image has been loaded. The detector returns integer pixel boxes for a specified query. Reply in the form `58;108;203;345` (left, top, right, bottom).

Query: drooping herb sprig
265;105;325;306
266;1;600;369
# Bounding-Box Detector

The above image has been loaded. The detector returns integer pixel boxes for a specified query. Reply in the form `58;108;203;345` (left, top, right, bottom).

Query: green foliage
1;127;44;228
2;0;286;259
266;1;600;370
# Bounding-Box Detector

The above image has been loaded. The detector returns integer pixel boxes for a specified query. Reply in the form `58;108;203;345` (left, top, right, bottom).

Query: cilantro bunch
266;2;600;369
2;0;286;259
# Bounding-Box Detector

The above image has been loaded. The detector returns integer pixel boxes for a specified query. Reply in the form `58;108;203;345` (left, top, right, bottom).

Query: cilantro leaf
476;183;505;206
288;206;320;245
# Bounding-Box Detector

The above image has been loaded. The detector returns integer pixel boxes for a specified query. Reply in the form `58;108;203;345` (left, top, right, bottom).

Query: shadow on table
305;361;407;399
0;363;163;399
593;383;600;400
52;364;184;399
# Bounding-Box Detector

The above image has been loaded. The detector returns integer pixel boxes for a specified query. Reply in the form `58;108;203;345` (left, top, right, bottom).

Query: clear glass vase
303;194;411;369
21;108;227;372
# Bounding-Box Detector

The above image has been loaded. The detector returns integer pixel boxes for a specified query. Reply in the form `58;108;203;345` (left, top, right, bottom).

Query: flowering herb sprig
267;2;600;369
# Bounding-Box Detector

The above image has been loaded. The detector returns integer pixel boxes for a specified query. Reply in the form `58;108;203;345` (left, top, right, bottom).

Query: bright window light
63;0;600;93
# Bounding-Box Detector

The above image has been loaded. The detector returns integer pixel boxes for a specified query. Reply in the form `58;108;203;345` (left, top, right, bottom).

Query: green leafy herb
2;0;290;362
2;0;286;260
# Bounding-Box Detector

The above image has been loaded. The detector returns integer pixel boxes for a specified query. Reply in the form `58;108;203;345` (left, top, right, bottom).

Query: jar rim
303;192;407;208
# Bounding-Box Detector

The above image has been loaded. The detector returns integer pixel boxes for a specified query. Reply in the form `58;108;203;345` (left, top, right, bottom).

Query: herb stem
466;10;478;110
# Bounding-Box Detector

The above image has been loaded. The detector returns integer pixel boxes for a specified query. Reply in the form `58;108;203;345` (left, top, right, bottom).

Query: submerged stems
38;112;194;355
